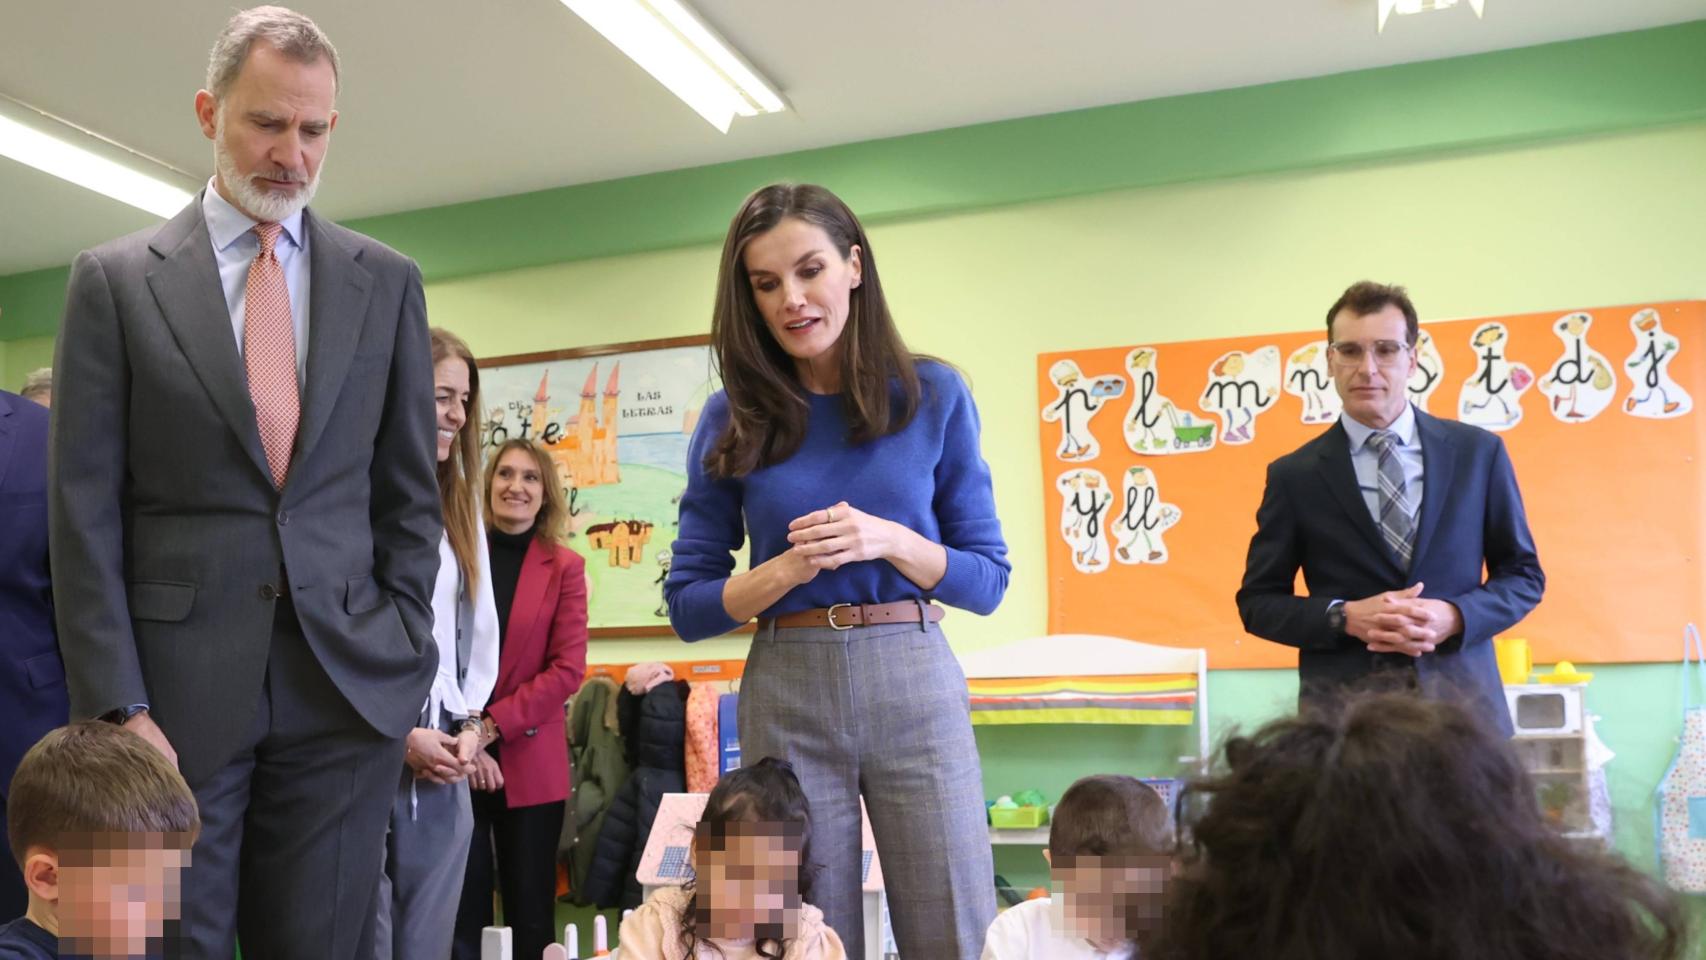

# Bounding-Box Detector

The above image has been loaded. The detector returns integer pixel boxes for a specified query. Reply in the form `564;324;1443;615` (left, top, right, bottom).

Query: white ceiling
1;0;1700;276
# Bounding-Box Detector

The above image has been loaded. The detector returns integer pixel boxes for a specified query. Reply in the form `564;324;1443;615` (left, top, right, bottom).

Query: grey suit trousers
739;618;995;960
176;600;403;959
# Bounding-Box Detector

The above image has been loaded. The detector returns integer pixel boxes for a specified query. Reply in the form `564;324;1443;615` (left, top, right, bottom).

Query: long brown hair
705;183;921;478
1151;692;1688;960
432;327;483;590
482;438;569;546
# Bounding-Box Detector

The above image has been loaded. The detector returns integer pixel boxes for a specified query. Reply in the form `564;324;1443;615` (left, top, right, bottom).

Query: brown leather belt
766;601;945;631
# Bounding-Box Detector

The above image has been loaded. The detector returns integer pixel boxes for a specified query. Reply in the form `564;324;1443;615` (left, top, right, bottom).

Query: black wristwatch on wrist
99;704;148;725
1326;600;1347;636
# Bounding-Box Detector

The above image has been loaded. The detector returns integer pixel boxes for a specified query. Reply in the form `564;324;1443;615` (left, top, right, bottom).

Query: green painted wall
347;18;1706;289
2;336;54;393
3;20;1705;339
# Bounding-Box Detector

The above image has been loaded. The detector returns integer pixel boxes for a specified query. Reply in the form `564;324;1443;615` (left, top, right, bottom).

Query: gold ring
826;508;836;523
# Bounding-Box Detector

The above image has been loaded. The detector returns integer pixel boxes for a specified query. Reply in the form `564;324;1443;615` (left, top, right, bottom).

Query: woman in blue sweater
666;183;1010;960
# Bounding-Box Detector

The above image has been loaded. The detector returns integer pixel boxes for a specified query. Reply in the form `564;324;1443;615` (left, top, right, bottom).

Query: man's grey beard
214;123;320;222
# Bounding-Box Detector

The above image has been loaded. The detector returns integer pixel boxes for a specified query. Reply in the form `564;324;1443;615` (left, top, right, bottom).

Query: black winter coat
580;679;689;908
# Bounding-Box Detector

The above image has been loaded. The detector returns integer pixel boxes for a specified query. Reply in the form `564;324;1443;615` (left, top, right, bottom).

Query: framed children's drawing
479;334;731;636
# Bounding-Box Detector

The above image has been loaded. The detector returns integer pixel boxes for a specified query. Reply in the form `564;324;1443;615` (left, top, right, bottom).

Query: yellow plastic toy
1537;660;1594;684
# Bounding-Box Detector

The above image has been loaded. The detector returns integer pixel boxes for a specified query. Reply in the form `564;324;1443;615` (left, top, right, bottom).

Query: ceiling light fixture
559;0;786;133
0;95;196;218
1378;0;1486;33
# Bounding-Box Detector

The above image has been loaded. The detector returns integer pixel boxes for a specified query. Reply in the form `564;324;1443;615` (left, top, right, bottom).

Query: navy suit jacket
0;389;66;795
1236;407;1544;736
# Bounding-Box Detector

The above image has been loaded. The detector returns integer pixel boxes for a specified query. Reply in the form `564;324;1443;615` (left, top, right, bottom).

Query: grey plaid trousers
739;617;995;959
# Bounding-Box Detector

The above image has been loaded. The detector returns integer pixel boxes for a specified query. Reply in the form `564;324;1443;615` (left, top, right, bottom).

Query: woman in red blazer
453;439;589;960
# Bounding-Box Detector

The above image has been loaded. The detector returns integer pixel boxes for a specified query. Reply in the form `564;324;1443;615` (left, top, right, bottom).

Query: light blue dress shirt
1340;402;1425;528
202;181;310;389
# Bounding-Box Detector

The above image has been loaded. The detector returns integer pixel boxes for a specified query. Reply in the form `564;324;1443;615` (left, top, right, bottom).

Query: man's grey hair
206;6;341;100
19;367;51;401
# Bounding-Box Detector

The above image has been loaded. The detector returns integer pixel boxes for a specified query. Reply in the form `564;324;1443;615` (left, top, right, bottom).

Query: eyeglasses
1327;340;1410;368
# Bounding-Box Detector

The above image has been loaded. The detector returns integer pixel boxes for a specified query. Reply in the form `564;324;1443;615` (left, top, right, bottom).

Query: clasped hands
1343;583;1463;658
778;500;901;584
404;725;482;785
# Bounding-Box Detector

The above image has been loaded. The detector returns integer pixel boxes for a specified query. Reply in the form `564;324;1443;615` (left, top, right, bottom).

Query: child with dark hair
2;722;200;959
982;775;1174;960
1151;691;1689;960
618;758;846;960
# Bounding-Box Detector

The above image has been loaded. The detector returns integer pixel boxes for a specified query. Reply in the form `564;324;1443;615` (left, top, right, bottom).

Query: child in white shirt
981;776;1173;960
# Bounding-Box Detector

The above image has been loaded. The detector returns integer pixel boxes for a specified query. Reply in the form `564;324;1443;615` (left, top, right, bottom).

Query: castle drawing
534;362;621;488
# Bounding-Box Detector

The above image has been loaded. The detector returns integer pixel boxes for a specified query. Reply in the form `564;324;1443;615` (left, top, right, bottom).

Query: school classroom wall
4;20;1704;897
421;119;1706;887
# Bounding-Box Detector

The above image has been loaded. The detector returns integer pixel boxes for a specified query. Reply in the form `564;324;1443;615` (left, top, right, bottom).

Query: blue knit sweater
665;361;1010;641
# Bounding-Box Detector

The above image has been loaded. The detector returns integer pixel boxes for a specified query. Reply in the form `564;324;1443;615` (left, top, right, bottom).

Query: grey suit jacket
50;197;442;785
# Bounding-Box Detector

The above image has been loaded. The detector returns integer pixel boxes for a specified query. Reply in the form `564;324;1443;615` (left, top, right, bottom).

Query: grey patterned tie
1367;430;1417;568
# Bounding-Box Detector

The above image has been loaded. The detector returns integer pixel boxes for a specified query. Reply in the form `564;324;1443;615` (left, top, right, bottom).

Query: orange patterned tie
245;222;300;489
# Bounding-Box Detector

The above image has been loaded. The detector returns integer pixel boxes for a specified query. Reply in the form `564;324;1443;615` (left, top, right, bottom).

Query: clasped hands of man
1342;583;1463;657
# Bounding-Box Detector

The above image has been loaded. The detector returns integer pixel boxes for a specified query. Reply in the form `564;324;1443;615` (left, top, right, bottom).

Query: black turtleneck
487;523;534;647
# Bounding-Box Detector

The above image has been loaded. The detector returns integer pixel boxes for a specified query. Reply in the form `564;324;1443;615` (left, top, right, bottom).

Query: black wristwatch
99;704;148;725
1326;600;1347;636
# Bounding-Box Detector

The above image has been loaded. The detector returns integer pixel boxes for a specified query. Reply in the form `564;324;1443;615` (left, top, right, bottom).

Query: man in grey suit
50;8;440;957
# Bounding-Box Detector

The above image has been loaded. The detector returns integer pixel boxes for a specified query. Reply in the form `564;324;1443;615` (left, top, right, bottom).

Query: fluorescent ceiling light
1378;0;1486;33
0;97;195;218
559;0;785;132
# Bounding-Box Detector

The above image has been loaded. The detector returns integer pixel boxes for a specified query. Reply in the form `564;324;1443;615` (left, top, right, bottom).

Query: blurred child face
693;821;804;942
1051;854;1169;949
47;836;191;960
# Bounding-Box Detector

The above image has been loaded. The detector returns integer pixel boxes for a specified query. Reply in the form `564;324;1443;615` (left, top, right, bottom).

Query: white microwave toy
1503;683;1584;736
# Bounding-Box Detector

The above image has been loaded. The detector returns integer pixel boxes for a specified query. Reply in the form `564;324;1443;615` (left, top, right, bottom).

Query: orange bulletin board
1038;301;1704;669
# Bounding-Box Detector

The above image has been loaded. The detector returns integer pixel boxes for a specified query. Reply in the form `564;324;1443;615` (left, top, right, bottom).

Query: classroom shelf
958;634;1211;776
989;826;1051;845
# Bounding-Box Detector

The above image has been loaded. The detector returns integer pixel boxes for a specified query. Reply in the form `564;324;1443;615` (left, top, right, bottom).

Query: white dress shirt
981;898;1137;960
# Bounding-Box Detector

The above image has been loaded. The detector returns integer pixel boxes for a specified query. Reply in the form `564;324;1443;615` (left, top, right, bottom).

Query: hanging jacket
562;676;627;902
580;679;689;909
683;680;722;794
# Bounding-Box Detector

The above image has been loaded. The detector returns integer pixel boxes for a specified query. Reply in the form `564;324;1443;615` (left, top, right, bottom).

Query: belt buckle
825;603;854;631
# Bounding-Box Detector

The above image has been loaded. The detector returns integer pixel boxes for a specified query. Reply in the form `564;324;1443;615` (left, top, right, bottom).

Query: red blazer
486;537;588;808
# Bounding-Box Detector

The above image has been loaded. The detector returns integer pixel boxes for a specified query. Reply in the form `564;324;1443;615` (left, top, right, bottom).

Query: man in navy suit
0;388;66;917
1237;282;1544;736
